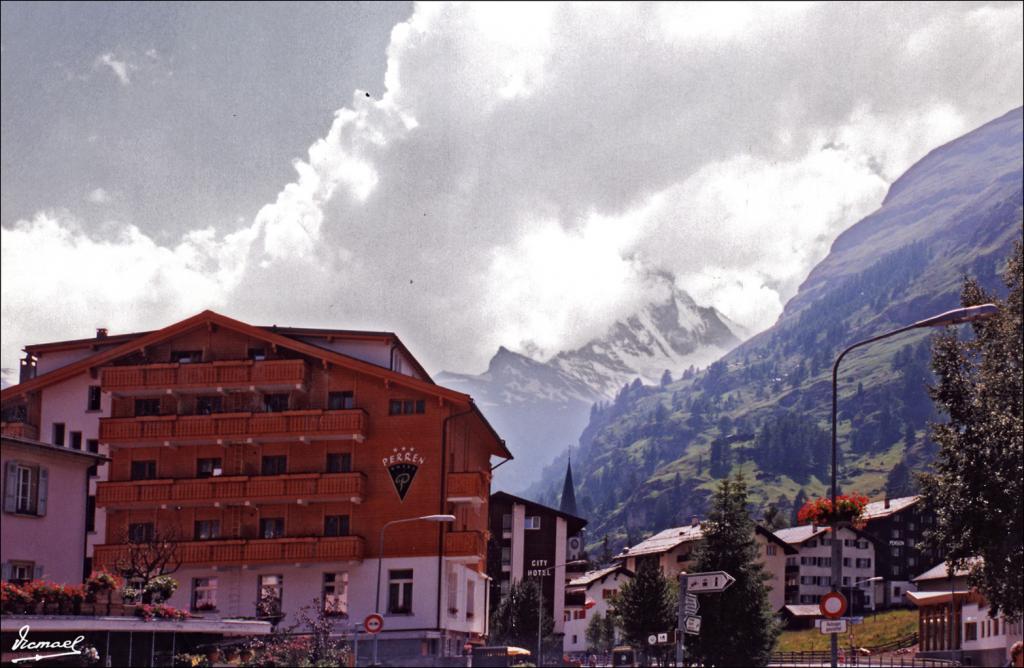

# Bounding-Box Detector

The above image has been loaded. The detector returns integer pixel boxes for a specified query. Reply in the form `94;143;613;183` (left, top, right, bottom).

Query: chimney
884;498;890;509
96;328;108;339
690;515;699;527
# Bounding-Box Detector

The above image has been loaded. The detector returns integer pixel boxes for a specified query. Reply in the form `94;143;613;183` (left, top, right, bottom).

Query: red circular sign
364;613;384;634
819;592;848;619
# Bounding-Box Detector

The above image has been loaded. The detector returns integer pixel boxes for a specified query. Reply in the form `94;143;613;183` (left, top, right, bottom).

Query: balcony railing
96;472;366;507
445;530;486;559
101;359;307;393
1;421;39;440
446;471;488;503
98;409;366;444
93;535;365;569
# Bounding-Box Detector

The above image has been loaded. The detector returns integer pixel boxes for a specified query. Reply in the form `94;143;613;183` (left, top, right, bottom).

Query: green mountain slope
527;107;1024;552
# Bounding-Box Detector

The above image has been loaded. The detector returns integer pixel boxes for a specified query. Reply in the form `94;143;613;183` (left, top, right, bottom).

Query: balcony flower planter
797;494;869;527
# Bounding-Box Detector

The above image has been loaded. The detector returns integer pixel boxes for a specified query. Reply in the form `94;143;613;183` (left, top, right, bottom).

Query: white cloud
95;52;134;86
86;188;111;204
2;2;1022;383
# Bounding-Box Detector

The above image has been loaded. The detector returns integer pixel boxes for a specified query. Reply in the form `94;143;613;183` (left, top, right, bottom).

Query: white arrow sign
686;571;736;593
684;615;702;634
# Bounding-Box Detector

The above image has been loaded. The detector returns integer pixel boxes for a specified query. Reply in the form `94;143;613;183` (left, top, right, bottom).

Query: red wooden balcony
96;472;366;508
445;530;486;562
93;535;365;569
1;421;39;440
101;359;307;394
446;471;488;504
98;409;366;444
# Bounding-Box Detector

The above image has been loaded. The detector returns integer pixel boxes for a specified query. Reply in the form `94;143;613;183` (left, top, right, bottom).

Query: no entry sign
364;613;384;634
819;592;848;619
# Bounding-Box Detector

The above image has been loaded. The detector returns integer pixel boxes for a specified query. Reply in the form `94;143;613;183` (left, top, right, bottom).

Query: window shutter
33;565;44;579
1;563;11;581
37;467;49;516
3;461;18;513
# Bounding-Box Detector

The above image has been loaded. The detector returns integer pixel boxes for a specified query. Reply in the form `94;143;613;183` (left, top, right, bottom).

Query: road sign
684;599;699;614
819;592;848;619
684;615;702;634
648;634;658;646
819;619;848;634
686;571;736;593
657;632;668;643
845;616;864;625
364;613;384;634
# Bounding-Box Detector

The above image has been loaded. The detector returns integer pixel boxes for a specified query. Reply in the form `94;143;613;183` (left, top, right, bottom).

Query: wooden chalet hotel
0;310;511;661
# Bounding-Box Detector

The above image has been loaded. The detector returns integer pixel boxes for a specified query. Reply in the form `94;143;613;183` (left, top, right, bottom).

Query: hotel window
87;385;102;411
856;558;872;568
171;350;203;363
603;588;615;599
502;513;512;531
70;431;83;450
192;577;218;611
388;569;414;614
6;562;37;584
324;515;350;537
258;575;283;616
196;396;223;415
466;580;475;619
196;458;222;478
525;516;541;530
965;622;978;641
326;453;352;473
766;545;777;556
323;572;348;617
128;522;155;543
135;398;161;417
328;391;355;410
87;439;99;454
261;455;287;476
130;460;157;480
447;570;459;616
86;496;95;532
388;399;425;415
260;518;285;539
52;423;66;446
263;393;289;413
501;547;511;566
194;519;220;541
248;348;266;361
500;579;510;596
6;463;44;516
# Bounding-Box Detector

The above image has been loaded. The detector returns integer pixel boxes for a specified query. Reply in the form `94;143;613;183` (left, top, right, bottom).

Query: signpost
819;592;848;620
819;619;848;635
686;571;736;593
364;613;384;635
684;616;702;634
683;594;699;615
648;634;658;646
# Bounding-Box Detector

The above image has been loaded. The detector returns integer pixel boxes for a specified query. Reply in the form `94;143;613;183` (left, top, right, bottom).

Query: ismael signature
9;625;95;664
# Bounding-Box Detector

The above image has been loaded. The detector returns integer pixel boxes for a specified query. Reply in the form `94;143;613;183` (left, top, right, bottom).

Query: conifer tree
490;579;554;650
920;241;1023;619
608;559;676;664
689;474;780;666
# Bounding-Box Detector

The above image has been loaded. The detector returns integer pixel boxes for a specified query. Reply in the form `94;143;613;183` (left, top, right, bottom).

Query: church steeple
560;452;579;516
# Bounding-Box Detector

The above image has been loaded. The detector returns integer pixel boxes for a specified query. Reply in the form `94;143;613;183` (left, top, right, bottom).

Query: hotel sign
383;447;425;501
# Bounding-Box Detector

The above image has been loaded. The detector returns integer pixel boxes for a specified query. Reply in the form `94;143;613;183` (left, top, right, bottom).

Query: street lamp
828;303;997;668
373;514;456;667
847;576;882;614
531;560;588;667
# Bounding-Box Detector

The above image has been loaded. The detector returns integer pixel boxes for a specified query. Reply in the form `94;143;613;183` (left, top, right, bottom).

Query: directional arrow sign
684;615;702;634
684;594;699;614
686;571;736;593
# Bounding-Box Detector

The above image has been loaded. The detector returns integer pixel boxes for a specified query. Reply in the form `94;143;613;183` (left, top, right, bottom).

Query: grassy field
776;609;918;652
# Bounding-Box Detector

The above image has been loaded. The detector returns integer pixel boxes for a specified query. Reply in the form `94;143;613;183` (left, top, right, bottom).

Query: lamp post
847;576;882;614
373;514;456;667
531;560;588;667
828;303;997;668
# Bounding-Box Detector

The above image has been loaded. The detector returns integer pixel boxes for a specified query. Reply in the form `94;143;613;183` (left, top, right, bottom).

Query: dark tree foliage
884;460;916;498
790;488;807;527
688;474;780;667
608;559;676;661
752;413;829;482
920;241;1023;619
489;579;555;650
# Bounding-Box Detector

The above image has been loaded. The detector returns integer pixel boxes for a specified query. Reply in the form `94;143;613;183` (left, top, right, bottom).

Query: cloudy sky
2;1;1022;385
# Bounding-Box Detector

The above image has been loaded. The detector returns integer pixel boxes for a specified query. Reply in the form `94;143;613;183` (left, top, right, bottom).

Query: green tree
585;611;616;653
920;241;1023;619
490;579;555;651
608;559;676;663
689;474;780;666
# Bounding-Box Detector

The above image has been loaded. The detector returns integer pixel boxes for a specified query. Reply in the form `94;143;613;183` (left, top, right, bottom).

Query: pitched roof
755;525;799;554
773;524;828;545
568;565;633;588
3;310;511;459
782;604;823;618
617;524;704;559
913;557;980;582
861;496;919;520
490;491;588;530
2;435;109;464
